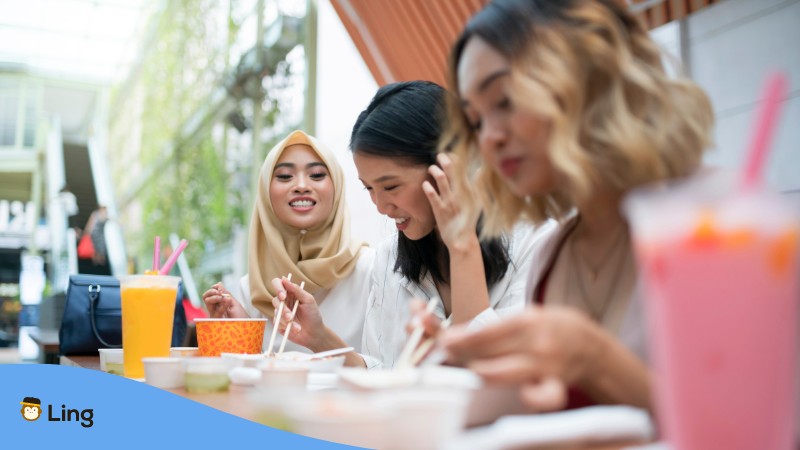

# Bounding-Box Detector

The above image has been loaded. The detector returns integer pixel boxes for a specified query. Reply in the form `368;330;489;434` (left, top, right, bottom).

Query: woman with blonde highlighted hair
438;0;714;411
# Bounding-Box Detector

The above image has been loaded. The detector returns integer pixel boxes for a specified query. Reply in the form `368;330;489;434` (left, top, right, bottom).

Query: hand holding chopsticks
278;281;304;355
201;282;248;318
395;297;439;369
266;273;292;355
268;275;328;352
410;316;453;367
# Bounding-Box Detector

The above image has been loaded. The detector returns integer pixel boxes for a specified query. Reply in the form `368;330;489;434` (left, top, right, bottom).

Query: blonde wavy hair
443;0;714;237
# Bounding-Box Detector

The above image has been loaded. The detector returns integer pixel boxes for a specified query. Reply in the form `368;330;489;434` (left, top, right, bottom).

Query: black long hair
350;80;510;286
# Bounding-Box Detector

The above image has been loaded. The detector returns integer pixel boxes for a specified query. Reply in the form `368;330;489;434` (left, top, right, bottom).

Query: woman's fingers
442;311;537;363
422;180;445;213
428;162;452;199
204;293;231;317
467;353;543;385
519;378;568;412
282;278;314;305
406;298;441;338
271;295;302;330
437;153;455;179
204;295;228;306
270;277;287;295
201;288;216;301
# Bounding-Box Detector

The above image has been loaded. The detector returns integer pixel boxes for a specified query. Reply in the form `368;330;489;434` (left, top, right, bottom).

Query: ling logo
21;397;42;421
19;396;95;427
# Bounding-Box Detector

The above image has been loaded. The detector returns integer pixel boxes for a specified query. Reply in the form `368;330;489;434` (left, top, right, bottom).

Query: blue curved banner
0;364;357;449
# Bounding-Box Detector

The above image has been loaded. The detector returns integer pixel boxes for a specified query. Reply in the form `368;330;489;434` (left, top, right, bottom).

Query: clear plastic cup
120;275;180;379
624;172;799;450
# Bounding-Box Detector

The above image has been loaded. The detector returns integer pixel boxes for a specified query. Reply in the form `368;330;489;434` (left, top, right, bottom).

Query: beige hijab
249;130;367;318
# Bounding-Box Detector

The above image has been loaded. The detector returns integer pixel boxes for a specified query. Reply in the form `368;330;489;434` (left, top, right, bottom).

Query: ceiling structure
0;0;157;83
330;0;720;87
0;0;157;222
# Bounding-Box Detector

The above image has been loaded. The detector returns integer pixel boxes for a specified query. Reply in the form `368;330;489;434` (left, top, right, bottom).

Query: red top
533;223;595;410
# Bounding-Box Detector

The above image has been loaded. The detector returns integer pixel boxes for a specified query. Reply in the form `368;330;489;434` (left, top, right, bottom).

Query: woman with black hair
352;80;541;369
275;80;540;368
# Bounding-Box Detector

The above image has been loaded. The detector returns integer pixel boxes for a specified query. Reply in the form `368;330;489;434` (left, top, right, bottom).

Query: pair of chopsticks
395;297;451;369
410;316;452;367
265;273;304;355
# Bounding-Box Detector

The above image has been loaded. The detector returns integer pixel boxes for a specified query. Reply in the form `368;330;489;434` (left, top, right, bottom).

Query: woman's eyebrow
306;162;328;170
461;69;510;107
358;174;399;185
274;162;327;170
373;174;399;183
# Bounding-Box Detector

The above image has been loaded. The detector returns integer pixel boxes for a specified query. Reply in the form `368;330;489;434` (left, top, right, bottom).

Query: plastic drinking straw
741;73;788;189
158;238;188;275
153;236;161;272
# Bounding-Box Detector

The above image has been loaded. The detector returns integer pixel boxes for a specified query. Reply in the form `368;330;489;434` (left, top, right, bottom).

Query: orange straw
158;239;188;275
741;73;788;190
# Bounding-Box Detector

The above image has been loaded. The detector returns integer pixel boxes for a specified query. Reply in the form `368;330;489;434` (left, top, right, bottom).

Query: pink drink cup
625;174;799;450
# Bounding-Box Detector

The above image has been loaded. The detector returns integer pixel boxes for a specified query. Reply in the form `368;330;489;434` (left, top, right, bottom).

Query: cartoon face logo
21;397;42;421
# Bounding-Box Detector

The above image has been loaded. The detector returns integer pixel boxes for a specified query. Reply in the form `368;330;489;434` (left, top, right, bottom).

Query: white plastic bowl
257;359;309;389
98;348;124;375
337;367;420;390
374;388;471;450
142;357;184;389
183;357;233;393
169;347;199;358
286;392;392;449
221;352;266;368
275;351;346;373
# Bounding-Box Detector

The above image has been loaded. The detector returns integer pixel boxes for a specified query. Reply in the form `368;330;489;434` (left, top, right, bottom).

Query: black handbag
58;274;187;355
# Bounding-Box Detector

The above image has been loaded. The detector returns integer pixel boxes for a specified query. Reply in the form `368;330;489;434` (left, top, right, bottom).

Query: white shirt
361;224;541;369
238;246;375;354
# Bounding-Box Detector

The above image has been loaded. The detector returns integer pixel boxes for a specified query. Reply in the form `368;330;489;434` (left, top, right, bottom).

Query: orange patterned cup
195;318;268;356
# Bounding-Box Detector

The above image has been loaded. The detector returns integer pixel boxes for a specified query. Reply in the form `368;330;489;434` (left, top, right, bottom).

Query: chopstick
395;297;438;369
277;281;304;355
266;273;292;355
409;316;453;367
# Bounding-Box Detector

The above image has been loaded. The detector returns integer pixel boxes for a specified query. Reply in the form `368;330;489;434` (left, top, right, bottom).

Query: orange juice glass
120;275;180;379
625;173;799;450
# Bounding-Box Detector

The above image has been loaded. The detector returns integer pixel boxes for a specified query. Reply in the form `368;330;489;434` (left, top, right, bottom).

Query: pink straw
741;73;788;190
153;236;161;272
158;239;188;275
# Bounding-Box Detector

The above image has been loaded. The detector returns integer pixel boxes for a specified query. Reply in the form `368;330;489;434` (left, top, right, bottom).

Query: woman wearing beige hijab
202;130;374;354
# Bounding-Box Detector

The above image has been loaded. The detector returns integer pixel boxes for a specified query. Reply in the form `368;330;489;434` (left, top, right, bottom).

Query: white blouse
237;246;375;354
361;224;542;369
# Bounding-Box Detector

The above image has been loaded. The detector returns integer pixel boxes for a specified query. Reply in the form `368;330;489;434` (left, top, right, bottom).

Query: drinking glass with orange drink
120;274;181;378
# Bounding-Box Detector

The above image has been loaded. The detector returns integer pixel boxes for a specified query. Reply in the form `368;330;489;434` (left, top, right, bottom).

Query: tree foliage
109;0;301;286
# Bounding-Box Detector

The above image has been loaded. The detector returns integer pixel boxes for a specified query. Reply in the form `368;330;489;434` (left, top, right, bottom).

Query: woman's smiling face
353;152;436;240
269;144;335;230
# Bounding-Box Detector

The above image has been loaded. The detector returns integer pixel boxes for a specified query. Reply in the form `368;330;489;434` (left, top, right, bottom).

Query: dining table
59;355;651;450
